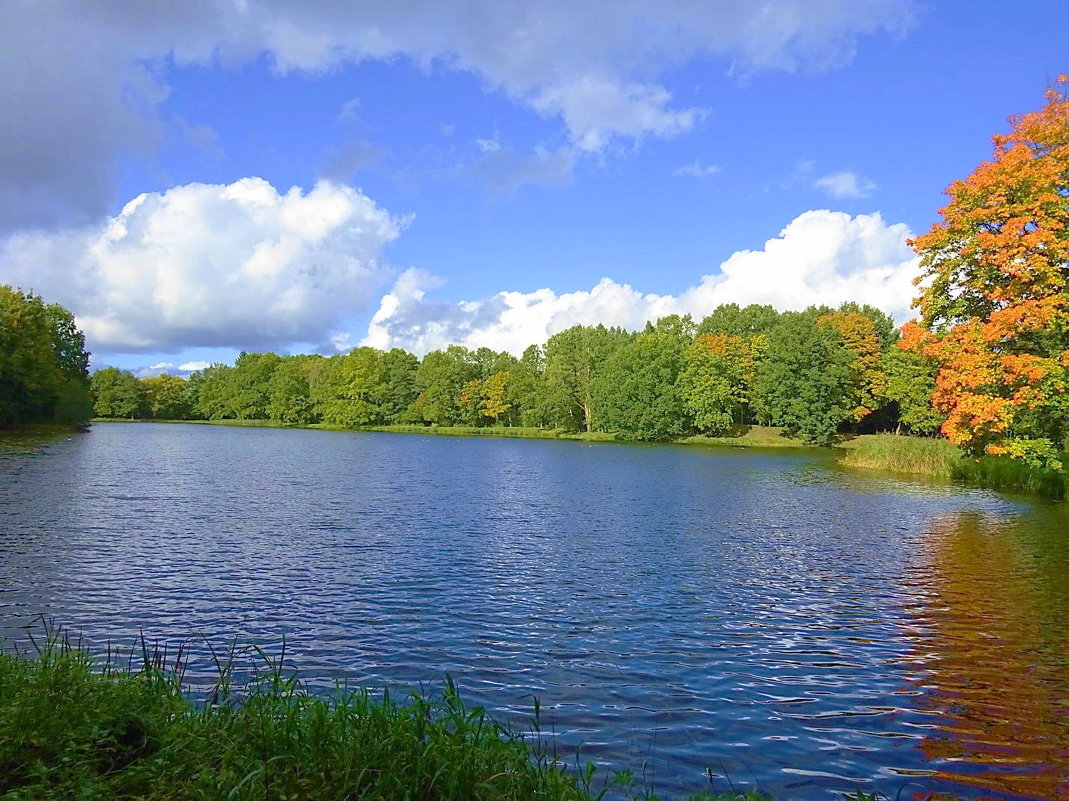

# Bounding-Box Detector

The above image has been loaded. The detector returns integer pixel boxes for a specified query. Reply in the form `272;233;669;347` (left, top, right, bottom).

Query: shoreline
85;418;1067;500
89;417;817;450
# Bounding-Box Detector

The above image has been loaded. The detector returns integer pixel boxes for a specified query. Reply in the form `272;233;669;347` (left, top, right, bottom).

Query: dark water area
1;423;1067;800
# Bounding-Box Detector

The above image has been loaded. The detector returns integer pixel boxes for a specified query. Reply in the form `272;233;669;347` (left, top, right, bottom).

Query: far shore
85;418;1069;500
90;417;818;449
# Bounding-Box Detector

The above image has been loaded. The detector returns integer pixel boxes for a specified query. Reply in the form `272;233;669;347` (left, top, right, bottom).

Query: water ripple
1;424;1067;800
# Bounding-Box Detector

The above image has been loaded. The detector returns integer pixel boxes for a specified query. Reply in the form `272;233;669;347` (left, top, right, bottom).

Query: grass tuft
951;454;1067;500
838;434;962;478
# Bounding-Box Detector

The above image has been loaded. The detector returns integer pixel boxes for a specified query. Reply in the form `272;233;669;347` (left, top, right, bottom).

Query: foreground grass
0;640;765;801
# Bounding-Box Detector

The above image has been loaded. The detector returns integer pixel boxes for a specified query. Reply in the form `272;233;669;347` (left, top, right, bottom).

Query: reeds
839;434;962;478
951;454;1067;500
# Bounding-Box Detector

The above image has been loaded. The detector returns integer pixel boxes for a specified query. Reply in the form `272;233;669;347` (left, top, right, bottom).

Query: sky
1;0;1066;374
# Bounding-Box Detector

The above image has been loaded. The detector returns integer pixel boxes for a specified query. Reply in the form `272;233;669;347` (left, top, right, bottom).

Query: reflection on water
1;424;1067;800
910;509;1069;800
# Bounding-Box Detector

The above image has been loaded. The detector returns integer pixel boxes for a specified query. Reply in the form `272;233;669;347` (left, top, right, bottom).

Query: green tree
591;331;685;440
697;304;781;338
678;334;751;435
882;344;944;435
413;347;478;425
0;287;91;427
372;349;420;423
753;311;855;445
509;345;545;427
310;348;387;427
267;355;321;424
140;373;192;419
191;364;235;420
90;367;147;419
42;302;92;425
542;325;630;431
228;352;281;419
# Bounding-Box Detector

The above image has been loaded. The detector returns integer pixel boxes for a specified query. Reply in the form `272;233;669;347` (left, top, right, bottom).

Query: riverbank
839;433;1068;500
0;639;772;801
91;417;813;449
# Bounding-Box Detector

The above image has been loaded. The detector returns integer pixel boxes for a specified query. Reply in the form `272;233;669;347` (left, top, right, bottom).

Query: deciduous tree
908;77;1069;465
678;334;750;435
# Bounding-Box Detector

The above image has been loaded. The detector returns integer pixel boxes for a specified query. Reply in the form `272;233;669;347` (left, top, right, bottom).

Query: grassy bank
838;433;1068;499
0;638;768;801
838;434;963;478
1;421;86;436
951;455;1068;500
93;417;810;449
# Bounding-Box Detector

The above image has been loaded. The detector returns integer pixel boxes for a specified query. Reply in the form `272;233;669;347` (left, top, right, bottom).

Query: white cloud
148;362;174;370
814;171;877;199
0;1;915;227
1;178;405;352
362;210;918;355
673;161;721;178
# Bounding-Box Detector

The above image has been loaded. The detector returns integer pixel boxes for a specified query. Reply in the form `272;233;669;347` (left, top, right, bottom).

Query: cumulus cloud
1;0;914;227
814;171;877;199
179;361;212;372
673;161;721;178
362;210;919;355
1;177;404;352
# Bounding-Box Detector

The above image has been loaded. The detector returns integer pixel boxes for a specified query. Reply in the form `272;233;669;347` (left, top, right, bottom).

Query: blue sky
1;1;1066;373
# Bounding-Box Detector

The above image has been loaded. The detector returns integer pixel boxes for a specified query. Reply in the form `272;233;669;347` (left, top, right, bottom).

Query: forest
89;302;940;448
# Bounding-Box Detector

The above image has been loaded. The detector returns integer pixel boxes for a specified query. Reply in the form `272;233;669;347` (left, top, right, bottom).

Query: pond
1;423;1067;799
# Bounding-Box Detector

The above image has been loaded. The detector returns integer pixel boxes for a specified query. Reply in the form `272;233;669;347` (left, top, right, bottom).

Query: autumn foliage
907;77;1069;467
817;311;885;421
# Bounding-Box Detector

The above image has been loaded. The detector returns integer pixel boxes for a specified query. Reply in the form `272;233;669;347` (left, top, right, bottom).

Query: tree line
91;301;943;446
0;286;91;428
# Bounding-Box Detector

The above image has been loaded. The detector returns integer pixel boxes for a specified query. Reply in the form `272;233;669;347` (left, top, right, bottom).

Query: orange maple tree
907;77;1069;467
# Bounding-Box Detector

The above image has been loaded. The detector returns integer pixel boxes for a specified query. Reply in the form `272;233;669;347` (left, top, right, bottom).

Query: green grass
951;454;1068;500
0;635;767;801
839;434;1069;499
838;434;963;478
92;417;286;428
676;426;808;449
94;418;807;449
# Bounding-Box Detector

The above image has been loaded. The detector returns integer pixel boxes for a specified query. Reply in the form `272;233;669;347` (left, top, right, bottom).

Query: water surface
1;423;1067;799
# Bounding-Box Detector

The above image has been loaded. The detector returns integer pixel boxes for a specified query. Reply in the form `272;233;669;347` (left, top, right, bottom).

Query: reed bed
839;434;963;478
951;454;1068;500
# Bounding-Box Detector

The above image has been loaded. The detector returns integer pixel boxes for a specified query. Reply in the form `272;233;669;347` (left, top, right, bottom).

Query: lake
1;423;1067;799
